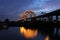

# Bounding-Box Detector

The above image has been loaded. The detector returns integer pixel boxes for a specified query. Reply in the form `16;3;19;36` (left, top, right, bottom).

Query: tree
41;12;46;15
5;18;9;23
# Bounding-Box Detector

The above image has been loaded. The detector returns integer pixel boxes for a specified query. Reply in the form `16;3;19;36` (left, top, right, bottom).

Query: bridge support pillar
48;16;52;22
56;15;58;22
42;17;44;21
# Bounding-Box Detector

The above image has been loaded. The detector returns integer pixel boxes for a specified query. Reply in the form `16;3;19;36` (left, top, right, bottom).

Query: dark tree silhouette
41;12;46;15
5;18;9;23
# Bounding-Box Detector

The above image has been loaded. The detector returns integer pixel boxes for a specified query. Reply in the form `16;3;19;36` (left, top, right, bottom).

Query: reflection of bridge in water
0;9;60;40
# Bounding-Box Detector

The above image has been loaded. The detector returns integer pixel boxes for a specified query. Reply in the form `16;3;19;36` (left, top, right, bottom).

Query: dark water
0;26;59;40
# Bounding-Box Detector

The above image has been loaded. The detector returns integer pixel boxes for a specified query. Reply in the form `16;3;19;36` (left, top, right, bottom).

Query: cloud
0;0;60;21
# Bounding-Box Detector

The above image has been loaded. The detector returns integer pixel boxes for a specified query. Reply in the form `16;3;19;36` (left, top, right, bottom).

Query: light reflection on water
20;27;38;39
0;26;58;40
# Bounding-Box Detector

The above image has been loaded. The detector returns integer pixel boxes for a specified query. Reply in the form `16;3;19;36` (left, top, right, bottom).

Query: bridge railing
22;14;60;23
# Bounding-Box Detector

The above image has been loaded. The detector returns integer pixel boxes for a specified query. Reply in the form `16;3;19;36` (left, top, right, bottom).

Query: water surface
0;26;57;40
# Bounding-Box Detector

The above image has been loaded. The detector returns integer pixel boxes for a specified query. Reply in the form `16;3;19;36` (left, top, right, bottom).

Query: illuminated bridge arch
20;10;36;20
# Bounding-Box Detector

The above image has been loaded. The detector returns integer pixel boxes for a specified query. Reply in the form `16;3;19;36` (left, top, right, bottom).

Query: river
0;27;45;40
0;26;59;40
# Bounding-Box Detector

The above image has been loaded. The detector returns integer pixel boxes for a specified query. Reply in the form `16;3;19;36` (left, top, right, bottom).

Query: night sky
0;0;60;21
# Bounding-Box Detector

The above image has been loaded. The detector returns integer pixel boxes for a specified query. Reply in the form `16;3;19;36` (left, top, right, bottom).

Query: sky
0;0;60;21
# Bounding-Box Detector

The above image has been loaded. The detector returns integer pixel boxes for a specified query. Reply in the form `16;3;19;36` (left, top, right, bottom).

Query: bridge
0;9;60;40
17;9;60;40
19;9;60;29
20;9;60;40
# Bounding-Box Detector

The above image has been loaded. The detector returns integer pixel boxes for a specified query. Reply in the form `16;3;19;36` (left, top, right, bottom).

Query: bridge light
20;10;36;20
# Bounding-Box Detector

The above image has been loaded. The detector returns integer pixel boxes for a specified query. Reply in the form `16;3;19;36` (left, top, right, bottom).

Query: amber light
45;35;49;40
20;26;38;39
